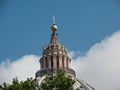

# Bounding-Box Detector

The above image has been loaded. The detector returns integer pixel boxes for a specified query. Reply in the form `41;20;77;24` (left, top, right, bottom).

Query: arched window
66;57;68;68
56;55;59;68
51;56;53;68
45;57;48;68
62;56;64;68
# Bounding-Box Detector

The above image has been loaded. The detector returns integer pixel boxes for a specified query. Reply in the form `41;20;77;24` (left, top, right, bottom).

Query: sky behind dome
0;0;120;60
0;0;120;90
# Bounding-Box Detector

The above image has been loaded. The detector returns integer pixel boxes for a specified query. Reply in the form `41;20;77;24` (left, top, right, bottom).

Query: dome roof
43;38;67;57
35;17;95;90
43;23;67;56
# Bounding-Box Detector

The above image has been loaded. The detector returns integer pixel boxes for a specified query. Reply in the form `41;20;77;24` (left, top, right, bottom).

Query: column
64;57;66;68
48;56;51;69
53;55;57;69
42;57;45;69
59;55;62;68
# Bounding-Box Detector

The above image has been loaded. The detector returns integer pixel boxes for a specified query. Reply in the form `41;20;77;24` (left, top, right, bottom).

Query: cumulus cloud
0;31;120;90
0;55;40;84
71;31;120;90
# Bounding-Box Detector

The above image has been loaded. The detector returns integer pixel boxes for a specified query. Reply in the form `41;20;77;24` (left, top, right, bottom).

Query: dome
35;18;95;90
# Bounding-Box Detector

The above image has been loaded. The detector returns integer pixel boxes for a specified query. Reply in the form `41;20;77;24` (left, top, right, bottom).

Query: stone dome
35;19;95;90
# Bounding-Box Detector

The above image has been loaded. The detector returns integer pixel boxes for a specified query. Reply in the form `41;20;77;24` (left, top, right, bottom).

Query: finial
51;16;58;31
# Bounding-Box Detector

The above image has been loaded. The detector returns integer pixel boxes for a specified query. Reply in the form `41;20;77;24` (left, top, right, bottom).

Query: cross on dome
51;16;58;32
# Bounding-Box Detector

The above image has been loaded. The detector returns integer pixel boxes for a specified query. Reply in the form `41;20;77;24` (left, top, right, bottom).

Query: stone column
53;55;57;69
48;56;51;69
59;55;62;68
43;57;45;69
64;57;66;68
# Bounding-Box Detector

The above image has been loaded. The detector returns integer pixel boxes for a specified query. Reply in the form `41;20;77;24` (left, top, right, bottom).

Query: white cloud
0;55;40;84
0;31;120;90
71;31;120;90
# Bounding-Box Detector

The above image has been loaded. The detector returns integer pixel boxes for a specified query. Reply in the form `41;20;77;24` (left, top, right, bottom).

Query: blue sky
1;1;120;90
0;0;120;61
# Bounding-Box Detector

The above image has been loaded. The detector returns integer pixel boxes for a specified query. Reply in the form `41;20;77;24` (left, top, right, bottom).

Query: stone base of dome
36;68;76;77
35;73;95;90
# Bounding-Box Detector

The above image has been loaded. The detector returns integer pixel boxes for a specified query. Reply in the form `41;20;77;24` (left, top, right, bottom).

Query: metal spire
50;16;59;45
